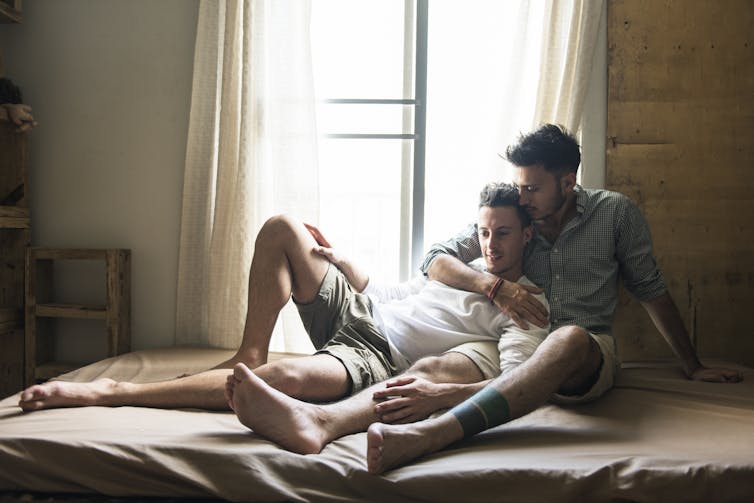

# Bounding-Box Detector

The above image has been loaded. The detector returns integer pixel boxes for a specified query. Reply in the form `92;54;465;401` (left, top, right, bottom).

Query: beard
531;186;568;222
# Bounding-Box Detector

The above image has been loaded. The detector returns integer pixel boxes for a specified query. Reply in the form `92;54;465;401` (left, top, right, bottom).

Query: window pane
311;0;410;100
317;103;414;136
423;0;536;249
318;139;407;284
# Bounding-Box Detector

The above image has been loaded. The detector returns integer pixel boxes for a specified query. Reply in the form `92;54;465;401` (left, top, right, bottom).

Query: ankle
426;414;464;448
104;380;131;405
238;347;268;368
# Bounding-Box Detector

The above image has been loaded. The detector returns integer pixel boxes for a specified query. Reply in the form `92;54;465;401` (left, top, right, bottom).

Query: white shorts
445;340;503;380
446;332;619;405
551;332;619;405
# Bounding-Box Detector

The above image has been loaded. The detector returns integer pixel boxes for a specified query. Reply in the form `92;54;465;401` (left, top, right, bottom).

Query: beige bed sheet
1;348;753;502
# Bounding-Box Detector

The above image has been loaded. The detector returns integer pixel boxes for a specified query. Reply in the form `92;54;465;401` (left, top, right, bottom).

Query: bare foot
227;363;328;454
18;379;118;412
366;418;461;474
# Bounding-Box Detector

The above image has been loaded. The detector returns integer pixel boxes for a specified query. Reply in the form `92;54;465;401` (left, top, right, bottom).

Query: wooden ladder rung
25;247;131;386
29;248;111;260
35;303;108;320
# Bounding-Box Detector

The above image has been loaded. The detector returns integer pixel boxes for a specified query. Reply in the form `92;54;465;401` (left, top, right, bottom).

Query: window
311;1;541;282
312;0;422;284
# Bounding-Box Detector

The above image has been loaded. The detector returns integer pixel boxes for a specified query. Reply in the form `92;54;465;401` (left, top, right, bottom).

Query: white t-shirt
363;261;550;372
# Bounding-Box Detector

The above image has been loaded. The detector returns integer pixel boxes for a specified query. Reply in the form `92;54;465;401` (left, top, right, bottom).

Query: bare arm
428;255;548;329
312;245;369;292
641;292;742;382
303;223;370;292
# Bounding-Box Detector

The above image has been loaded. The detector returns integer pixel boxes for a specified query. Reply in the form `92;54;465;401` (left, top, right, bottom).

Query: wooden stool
25;248;131;384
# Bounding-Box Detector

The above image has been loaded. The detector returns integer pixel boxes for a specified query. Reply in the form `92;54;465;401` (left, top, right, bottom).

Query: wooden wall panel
607;0;754;366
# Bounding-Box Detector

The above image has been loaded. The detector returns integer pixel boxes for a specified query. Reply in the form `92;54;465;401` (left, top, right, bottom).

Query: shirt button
555;274;561;280
553;248;558;253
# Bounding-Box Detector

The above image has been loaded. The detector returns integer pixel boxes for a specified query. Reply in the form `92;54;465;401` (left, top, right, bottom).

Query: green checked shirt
420;185;668;335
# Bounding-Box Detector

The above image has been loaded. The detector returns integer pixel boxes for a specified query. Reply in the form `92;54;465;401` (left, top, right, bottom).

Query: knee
257;214;298;246
544;326;593;365
405;353;481;383
263;359;306;396
405;355;445;380
259;214;296;237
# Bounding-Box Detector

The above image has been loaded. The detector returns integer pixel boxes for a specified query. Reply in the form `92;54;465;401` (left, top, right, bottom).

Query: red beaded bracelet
487;277;504;304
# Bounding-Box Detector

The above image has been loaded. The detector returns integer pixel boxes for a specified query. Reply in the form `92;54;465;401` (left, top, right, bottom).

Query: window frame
318;0;428;280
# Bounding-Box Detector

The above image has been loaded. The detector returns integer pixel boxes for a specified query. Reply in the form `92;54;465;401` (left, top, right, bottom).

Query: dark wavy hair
505;123;581;175
479;182;532;228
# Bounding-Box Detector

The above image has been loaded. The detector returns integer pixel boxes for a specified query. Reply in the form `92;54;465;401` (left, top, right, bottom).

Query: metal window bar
411;0;428;276
322;100;418;140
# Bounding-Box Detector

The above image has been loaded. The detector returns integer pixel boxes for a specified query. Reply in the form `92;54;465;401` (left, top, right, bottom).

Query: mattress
1;348;753;502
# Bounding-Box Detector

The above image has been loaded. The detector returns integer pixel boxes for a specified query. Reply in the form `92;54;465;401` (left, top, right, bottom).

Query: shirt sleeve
419;223;483;277
614;196;668;301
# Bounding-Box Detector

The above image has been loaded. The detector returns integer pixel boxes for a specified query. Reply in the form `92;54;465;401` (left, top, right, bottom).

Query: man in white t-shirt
19;184;547;428
218;183;550;455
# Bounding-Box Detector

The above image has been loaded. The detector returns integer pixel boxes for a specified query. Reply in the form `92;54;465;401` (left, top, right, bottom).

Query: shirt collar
573;184;588;215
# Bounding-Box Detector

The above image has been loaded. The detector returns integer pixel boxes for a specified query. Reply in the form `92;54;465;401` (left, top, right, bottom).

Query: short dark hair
479;182;531;228
505;123;581;175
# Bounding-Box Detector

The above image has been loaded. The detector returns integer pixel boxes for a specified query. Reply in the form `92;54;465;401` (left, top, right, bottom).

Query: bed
1;347;753;503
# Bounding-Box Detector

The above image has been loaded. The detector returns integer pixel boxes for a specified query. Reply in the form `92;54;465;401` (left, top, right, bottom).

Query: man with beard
364;123;743;474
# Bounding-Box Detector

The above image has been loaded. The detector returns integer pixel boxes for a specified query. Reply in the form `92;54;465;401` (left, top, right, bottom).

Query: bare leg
19;353;349;412
367;327;603;474
214;215;331;369
225;352;485;454
18;214;344;412
18;369;233;411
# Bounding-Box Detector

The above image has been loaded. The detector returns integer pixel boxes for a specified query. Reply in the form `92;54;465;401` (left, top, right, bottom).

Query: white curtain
533;0;605;134
175;0;318;351
175;0;604;351
424;0;605;247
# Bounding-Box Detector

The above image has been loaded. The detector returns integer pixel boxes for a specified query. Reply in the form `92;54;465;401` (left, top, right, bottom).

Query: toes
366;425;386;474
232;362;255;382
20;385;46;403
20;400;42;412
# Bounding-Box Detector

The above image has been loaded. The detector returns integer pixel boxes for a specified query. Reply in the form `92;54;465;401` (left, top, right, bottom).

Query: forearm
427;255;497;296
641;292;702;377
335;259;369;292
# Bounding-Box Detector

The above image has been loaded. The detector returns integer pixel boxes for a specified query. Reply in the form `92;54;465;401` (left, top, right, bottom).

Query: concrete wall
607;0;754;366
0;0;198;362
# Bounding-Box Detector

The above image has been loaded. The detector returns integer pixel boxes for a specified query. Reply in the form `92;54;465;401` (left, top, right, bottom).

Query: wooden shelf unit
0;0;22;23
0;121;29;397
25;248;131;384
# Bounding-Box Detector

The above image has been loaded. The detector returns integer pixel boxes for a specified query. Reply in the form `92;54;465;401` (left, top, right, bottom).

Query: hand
312;244;348;268
3;104;38;132
372;376;454;424
493;280;548;329
303;222;331;248
689;365;743;383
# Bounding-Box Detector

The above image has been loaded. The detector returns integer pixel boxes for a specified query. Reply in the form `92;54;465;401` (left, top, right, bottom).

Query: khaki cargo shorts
295;264;401;394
